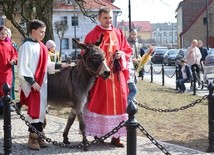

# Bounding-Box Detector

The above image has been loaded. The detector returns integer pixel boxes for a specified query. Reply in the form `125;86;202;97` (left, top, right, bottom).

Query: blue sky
114;0;183;23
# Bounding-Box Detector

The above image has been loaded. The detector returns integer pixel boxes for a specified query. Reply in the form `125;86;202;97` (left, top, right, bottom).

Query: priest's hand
32;82;41;91
115;50;123;59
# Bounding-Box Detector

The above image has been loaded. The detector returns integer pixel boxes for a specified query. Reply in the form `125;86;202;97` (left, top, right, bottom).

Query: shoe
15;102;22;114
94;136;104;143
28;133;40;150
111;137;124;148
179;90;184;94
38;137;48;148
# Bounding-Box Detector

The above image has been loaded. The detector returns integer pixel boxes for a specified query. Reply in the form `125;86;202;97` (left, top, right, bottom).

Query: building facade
176;0;214;48
53;0;121;58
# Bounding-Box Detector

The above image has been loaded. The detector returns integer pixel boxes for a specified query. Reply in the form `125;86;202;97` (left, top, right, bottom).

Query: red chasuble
20;42;48;119
84;26;132;115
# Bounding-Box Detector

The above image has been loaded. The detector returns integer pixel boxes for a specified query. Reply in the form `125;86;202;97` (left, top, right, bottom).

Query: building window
72;38;80;49
0;18;4;25
71;16;78;26
62;38;69;49
61;16;67;25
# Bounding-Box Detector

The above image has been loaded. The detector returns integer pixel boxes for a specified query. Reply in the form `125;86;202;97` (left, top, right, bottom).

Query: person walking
186;39;202;88
83;7;132;147
127;29;143;79
0;25;18;116
197;40;208;74
18;19;69;150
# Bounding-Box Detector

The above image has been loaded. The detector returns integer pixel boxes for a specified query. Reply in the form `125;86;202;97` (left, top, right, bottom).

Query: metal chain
89;121;126;145
134;95;208;113
138;124;171;155
153;68;162;74
10;102;126;149
164;70;176;78
144;68;151;73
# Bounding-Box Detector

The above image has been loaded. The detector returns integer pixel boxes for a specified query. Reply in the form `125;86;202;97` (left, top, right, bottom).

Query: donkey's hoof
63;139;70;144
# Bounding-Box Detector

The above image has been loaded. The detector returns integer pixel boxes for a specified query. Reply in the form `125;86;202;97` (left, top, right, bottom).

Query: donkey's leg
63;110;76;144
76;111;88;150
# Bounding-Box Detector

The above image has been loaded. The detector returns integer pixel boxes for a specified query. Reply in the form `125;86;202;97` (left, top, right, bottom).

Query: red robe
0;40;17;97
84;26;132;115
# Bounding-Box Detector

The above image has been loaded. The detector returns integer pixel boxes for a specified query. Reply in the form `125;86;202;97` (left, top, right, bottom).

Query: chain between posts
9;101;173;154
153;68;162;74
10;102;125;149
134;95;208;112
138;124;171;155
164;70;176;78
144;68;151;73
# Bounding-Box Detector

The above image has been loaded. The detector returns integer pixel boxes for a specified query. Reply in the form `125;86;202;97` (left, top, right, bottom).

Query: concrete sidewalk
0;112;211;155
143;69;209;97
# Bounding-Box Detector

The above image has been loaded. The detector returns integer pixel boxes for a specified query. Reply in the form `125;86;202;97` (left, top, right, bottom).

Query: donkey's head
72;34;110;79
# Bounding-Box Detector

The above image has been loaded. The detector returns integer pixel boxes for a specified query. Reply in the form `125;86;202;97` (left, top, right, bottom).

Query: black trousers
29;122;43;133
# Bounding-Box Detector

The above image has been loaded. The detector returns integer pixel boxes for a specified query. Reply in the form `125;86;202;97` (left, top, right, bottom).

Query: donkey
47;35;110;147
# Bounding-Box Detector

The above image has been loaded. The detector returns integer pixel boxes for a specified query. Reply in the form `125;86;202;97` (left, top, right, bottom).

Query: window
60;16;67;25
71;16;78;26
62;38;69;49
0;18;4;25
72;38;80;49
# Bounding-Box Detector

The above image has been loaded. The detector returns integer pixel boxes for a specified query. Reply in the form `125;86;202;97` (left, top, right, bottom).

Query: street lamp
157;28;160;46
168;22;173;48
128;0;131;31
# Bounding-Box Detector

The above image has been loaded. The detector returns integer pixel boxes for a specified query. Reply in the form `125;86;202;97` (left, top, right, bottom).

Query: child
46;40;60;62
0;26;17;116
18;19;69;150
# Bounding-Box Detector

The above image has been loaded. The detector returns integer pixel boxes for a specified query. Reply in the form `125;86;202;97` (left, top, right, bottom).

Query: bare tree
0;0;106;42
0;0;54;42
54;20;68;60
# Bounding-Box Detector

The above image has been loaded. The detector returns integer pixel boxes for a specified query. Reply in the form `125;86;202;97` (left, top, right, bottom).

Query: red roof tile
117;21;152;32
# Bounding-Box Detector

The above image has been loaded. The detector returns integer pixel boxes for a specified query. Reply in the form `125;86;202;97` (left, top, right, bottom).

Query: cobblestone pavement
0;112;211;155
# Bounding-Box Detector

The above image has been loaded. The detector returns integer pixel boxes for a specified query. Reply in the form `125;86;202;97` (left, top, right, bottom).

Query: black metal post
2;83;12;155
128;0;131;32
162;64;165;86
126;100;138;155
206;0;209;50
206;82;214;152
175;65;179;90
192;67;196;95
150;63;153;83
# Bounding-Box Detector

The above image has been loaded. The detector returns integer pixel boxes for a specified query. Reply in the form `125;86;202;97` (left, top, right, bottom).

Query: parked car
175;48;187;65
151;48;168;64
163;49;179;66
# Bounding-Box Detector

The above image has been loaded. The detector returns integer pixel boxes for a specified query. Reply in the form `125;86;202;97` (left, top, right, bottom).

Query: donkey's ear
72;39;88;50
95;33;104;46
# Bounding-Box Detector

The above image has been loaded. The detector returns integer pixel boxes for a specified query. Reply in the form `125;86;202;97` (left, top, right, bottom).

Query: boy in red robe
83;8;132;147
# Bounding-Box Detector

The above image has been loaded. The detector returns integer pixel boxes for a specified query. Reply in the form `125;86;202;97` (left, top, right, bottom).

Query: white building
53;0;121;58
